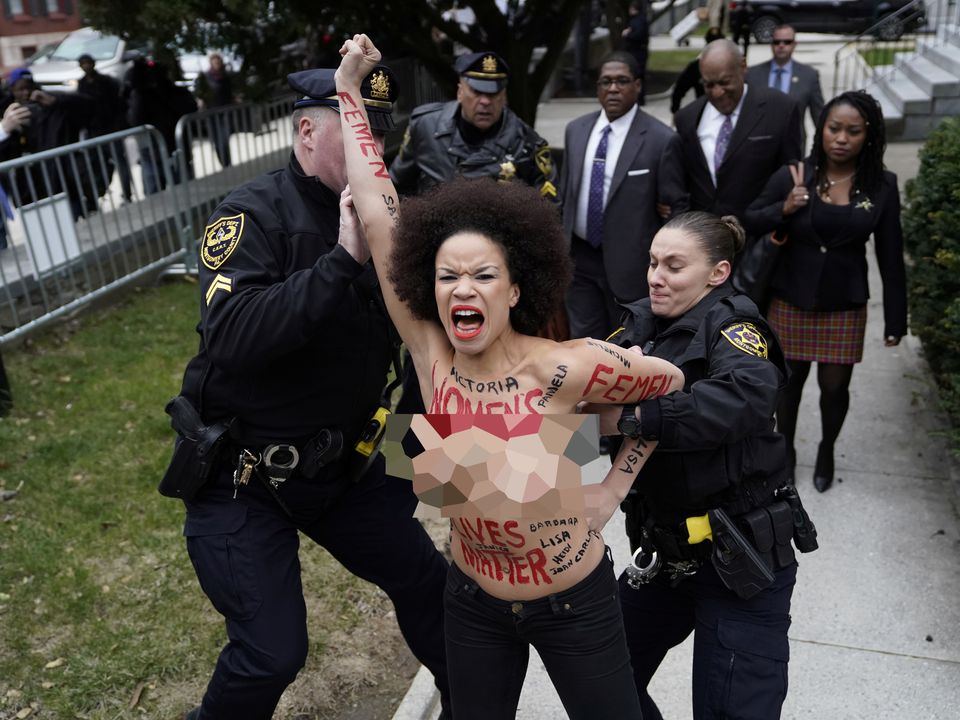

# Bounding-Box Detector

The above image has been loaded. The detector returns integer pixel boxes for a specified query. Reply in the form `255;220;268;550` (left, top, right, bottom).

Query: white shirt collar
703;84;749;125
594;102;638;137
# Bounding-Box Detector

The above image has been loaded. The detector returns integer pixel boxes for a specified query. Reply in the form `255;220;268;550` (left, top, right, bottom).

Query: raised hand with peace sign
781;161;810;216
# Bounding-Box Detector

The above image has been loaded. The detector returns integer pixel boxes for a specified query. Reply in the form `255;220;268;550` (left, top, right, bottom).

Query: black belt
231;427;346;486
648;501;796;574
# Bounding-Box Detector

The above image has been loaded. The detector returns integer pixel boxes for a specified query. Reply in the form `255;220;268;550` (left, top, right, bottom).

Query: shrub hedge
903;116;960;452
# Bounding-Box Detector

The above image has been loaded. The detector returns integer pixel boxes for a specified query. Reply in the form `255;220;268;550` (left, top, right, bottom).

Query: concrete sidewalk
393;35;960;720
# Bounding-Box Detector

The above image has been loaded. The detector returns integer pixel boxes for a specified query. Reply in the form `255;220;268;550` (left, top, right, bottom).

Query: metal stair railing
832;0;929;96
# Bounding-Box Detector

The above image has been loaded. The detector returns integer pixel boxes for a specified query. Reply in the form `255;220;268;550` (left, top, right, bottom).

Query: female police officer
596;211;817;720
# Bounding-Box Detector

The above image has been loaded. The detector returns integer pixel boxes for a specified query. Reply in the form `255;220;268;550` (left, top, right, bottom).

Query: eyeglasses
597;77;634;89
772;39;795;46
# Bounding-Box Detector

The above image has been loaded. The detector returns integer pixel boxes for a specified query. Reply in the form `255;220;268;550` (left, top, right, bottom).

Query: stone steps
868;23;960;140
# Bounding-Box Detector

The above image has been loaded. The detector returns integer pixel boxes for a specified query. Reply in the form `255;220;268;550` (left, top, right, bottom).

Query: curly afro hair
389;176;572;336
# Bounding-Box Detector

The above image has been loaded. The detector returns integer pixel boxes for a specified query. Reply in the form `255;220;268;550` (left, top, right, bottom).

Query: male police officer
389;51;558;201
166;67;451;719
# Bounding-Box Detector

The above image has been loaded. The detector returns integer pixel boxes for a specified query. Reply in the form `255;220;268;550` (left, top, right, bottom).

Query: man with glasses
559;51;687;340
747;25;824;150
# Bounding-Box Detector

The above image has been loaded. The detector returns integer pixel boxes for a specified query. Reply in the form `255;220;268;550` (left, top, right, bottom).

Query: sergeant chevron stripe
205;274;233;306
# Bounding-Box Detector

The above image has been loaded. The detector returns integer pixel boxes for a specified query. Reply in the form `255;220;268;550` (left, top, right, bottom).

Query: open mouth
451;305;485;340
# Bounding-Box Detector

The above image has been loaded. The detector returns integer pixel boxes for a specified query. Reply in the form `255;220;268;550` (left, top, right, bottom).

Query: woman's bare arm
584;435;659;533
334;34;444;364
545;338;683;411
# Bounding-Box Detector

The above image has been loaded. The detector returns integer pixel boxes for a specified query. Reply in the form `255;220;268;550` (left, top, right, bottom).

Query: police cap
287;65;399;132
455;51;509;93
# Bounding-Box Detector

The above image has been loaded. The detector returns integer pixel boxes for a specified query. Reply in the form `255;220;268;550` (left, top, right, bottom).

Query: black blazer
559;108;688;302
744;158;908;338
675;85;802;223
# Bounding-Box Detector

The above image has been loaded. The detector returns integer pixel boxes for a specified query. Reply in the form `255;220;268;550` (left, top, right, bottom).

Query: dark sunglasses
772;39;795;46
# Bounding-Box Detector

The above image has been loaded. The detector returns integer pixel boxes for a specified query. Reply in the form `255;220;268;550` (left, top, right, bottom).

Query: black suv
733;0;927;42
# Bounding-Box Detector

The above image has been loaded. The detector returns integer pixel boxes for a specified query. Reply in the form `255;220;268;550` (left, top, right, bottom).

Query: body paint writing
459;539;551;586
537;364;568;408
581;363;674;402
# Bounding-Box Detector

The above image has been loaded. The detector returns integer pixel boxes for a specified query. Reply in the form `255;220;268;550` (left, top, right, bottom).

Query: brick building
1;0;81;73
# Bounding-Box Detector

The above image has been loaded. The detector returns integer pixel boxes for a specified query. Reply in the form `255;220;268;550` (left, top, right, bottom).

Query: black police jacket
612;285;789;521
178;153;394;446
389;100;558;201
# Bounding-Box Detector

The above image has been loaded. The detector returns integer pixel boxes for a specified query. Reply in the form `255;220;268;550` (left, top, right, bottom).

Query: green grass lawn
860;44;915;67
0;280;406;719
647;48;700;74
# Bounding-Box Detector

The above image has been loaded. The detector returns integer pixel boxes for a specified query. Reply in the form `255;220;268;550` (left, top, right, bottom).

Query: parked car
23;42;59;67
736;0;927;42
27;27;145;91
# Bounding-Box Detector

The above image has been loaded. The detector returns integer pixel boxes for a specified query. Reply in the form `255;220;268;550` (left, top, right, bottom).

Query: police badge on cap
455;51;509;93
287;65;399;131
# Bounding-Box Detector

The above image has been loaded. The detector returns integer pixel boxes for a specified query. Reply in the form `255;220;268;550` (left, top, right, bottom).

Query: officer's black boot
813;442;834;492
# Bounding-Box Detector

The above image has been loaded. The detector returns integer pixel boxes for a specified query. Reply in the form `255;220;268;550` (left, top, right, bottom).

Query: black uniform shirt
180;153;394;445
389;100;559;201
615;286;788;513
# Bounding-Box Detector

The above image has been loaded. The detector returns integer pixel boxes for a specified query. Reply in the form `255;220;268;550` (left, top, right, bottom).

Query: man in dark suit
560;51;687;340
746;25;825;150
675;39;801;226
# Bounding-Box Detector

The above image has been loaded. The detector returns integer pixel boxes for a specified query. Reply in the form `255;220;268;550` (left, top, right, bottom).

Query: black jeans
445;551;643;720
620;560;797;720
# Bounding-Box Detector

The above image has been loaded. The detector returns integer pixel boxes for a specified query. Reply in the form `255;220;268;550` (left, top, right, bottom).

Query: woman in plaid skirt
745;90;907;492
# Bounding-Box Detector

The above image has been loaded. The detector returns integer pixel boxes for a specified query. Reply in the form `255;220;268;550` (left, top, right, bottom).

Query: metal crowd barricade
171;95;295;270
0;96;298;348
0;125;189;346
0;70;450;350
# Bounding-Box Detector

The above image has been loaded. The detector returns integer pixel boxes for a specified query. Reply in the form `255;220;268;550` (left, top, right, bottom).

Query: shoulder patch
721;322;768;358
535;146;553;177
397;125;412;157
202;213;245;270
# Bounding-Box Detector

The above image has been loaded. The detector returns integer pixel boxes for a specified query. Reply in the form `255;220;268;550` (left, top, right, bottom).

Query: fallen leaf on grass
40;682;54;689
16;707;33;718
43;658;65;669
128;681;147;709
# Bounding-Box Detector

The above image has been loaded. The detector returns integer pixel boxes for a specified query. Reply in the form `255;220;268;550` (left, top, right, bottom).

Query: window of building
7;0;26;15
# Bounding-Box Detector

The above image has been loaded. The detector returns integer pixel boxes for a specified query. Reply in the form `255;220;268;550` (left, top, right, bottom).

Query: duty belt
231;427;346;493
624;524;707;589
